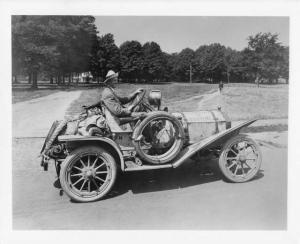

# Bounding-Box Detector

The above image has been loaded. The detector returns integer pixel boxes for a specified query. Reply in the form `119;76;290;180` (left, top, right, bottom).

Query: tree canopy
12;15;98;87
12;16;289;87
119;40;144;82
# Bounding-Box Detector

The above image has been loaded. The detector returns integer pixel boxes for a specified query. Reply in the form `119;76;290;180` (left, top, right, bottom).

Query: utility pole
189;64;192;83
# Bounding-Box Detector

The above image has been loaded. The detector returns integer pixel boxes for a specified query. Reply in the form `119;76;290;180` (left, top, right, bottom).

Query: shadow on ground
106;161;265;200
52;158;265;203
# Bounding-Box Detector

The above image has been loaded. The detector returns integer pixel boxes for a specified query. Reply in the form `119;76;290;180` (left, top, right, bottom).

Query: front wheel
60;146;117;202
218;134;262;183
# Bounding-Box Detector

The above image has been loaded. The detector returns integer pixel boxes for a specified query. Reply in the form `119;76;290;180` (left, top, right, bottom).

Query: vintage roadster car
40;89;262;202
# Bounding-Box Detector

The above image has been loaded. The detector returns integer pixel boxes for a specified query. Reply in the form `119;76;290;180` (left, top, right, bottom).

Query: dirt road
12;90;287;230
13;91;81;138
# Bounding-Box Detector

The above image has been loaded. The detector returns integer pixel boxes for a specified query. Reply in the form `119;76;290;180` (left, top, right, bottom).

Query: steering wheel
130;89;146;111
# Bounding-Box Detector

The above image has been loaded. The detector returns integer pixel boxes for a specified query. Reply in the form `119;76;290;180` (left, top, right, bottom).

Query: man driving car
87;70;147;118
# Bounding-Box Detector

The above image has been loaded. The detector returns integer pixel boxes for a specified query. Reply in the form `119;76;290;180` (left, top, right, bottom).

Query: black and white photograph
1;0;300;242
10;15;289;230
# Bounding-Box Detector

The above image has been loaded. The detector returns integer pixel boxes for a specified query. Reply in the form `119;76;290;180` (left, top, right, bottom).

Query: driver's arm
117;93;134;104
104;99;132;117
117;88;143;104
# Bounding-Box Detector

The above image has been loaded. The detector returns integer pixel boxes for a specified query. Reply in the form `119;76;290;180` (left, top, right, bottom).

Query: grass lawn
199;84;289;120
65;83;218;117
12;89;59;104
12;82;288;121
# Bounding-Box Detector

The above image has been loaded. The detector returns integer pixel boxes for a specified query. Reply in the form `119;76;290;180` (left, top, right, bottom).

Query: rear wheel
60;146;117;202
218;134;262;183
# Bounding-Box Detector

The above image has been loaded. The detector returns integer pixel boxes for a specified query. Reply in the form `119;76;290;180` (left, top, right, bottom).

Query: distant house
77;72;93;83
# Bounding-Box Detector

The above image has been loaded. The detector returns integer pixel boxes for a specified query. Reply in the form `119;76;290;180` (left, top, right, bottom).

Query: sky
94;16;289;53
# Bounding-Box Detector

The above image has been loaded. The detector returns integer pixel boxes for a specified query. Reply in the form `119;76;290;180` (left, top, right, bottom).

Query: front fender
58;135;125;171
172;119;257;168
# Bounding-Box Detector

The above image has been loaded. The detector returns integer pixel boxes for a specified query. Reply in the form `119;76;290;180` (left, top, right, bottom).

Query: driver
89;70;146;118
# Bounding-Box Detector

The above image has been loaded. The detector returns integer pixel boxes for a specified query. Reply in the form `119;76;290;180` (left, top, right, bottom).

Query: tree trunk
68;74;71;86
62;75;65;85
31;72;38;89
28;73;32;84
227;69;230;84
50;76;53;84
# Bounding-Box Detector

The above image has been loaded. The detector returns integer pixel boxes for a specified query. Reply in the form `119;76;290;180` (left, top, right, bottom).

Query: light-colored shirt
101;87;131;117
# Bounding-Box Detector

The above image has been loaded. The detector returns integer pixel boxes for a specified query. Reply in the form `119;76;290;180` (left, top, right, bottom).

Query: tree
142;42;166;82
90;33;120;81
279;46;289;83
119;40;144;82
12;16;59;88
194;43;227;83
245;32;287;84
12;15;98;88
163;52;177;82
223;48;245;83
171;48;195;82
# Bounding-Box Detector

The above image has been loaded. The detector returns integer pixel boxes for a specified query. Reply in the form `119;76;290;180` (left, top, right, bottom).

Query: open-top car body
40;89;262;202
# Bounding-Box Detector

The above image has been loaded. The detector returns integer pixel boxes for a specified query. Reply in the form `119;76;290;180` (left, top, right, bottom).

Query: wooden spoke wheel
60;146;117;202
219;134;262;183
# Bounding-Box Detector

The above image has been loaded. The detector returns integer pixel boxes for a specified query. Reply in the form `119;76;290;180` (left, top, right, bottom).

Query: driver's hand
135;88;144;94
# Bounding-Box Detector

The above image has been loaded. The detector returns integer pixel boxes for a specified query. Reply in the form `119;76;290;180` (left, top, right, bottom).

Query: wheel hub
83;167;95;179
238;154;246;162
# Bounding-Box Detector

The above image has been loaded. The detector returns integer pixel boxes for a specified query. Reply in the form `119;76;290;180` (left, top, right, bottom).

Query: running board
124;162;173;171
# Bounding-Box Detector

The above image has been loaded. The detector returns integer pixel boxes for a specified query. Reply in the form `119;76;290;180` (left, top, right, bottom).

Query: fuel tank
172;110;231;144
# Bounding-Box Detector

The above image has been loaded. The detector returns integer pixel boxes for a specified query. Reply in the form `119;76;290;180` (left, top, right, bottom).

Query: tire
60;146;117;202
219;134;262;183
132;111;185;164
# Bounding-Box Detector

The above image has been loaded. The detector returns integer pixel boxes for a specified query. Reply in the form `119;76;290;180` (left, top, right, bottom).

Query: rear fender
172;120;257;168
58;135;125;170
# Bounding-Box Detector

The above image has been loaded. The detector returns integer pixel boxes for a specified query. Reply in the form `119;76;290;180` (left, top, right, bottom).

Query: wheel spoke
88;181;91;192
79;179;87;191
95;162;105;170
229;149;238;156
246;157;257;160
91;178;99;190
87;155;90;167
228;162;237;170
241;164;245;177
96;171;108;175
72;177;84;186
243;161;252;169
73;166;83;172
233;164;239;175
95;176;105;183
70;173;83;177
91;156;99;168
227;157;237;160
79;159;86;168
